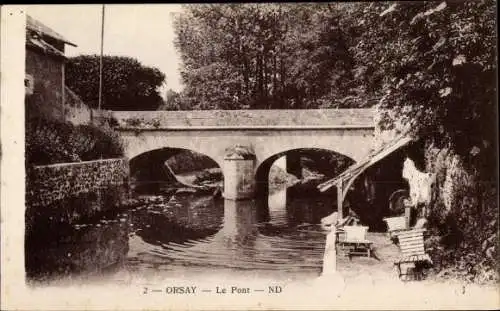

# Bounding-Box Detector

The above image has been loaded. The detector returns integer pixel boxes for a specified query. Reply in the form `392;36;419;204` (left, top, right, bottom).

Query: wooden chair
394;228;433;281
337;225;372;259
383;216;408;240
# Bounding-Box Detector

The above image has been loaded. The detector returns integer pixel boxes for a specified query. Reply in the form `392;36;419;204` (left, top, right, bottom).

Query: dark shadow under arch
254;148;356;223
255;148;356;199
130;147;222;195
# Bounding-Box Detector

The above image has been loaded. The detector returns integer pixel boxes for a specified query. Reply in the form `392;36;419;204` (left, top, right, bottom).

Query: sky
27;4;185;96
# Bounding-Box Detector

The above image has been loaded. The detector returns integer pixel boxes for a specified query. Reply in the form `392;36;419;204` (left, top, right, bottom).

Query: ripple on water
127;198;328;274
28;190;333;281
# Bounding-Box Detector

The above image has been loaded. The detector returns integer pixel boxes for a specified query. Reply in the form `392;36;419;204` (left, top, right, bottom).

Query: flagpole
98;4;105;112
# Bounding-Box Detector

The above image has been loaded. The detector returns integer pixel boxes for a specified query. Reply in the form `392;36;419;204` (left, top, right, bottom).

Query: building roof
26;36;66;58
317;134;413;192
26;15;77;47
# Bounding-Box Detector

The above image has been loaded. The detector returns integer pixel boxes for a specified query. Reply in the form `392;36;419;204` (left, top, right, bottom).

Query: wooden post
98;4;105;112
404;205;411;229
337;179;343;220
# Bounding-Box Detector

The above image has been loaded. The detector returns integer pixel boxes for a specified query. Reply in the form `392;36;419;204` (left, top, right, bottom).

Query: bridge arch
129;146;222;193
120;131;226;169
254;148;355;198
252;131;371;170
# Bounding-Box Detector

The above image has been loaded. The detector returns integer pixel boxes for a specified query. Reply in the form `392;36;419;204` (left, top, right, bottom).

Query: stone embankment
25;158;131;281
27;158;130;208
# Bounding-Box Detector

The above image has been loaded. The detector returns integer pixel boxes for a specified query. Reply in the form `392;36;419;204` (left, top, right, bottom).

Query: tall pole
98;4;105;112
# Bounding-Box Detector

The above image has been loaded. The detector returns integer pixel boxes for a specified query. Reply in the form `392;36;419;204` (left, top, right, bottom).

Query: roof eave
26;42;67;61
26;15;77;48
317;135;413;192
64;41;77;48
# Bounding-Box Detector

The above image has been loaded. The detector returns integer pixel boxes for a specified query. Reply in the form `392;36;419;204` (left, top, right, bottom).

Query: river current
27;187;336;284
125;188;334;278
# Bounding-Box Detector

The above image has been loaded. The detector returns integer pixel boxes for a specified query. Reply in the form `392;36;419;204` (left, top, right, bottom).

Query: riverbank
175;165;299;195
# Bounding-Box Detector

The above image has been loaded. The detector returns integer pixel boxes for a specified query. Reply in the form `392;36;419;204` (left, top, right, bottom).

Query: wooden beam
336;170;364;221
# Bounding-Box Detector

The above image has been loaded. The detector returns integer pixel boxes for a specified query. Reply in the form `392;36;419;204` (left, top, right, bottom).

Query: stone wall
25;48;65;121
112;108;375;129
27;158;129;210
25;48;93;125
64;86;92;125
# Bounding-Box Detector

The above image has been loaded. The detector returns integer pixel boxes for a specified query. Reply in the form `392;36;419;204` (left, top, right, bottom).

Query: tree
173;4;361;110
339;1;496;158
66;55;166;110
158;89;182;110
339;1;497;281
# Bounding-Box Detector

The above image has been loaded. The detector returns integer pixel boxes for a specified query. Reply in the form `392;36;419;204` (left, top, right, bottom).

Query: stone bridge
111;109;375;199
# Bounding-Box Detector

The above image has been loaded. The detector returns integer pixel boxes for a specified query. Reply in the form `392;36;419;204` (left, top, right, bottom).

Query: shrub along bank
26;116;124;166
24;117;129;280
166;150;219;175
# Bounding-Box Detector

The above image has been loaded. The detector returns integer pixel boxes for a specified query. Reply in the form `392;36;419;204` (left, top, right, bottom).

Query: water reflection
25;211;130;283
267;188;287;225
126;187;332;274
131;193;224;246
27;187;335;283
220;200;258;248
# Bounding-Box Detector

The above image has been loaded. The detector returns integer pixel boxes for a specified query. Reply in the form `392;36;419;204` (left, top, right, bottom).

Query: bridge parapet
111;109;375;129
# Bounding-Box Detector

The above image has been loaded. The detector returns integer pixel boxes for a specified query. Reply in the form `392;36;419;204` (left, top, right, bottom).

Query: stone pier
223;146;256;200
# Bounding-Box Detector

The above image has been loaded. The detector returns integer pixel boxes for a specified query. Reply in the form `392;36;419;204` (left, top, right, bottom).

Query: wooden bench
383;216;408;240
394;228;433;281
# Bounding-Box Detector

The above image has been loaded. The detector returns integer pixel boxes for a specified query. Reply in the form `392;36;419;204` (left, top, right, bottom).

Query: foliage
193;169;223;185
268;165;299;193
166;150;219;174
171;1;498;282
345;1;497;283
158;89;183;111
66;55;166;111
346;1;496;158
26;117;124;165
76;124;125;161
123;117;161;128
171;4;368;110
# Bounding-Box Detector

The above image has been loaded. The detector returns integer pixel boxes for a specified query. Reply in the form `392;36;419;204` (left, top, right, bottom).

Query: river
24;183;500;311
26;186;335;285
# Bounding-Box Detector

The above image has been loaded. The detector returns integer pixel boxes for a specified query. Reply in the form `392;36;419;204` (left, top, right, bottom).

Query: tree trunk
273;53;277;108
263;51;268;108
257;52;264;108
243;47;250;100
280;58;286;109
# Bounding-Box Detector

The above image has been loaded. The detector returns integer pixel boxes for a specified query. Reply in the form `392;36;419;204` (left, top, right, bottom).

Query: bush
193;169;223;185
76;124;124;161
26;117;124;165
166;150;219;174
